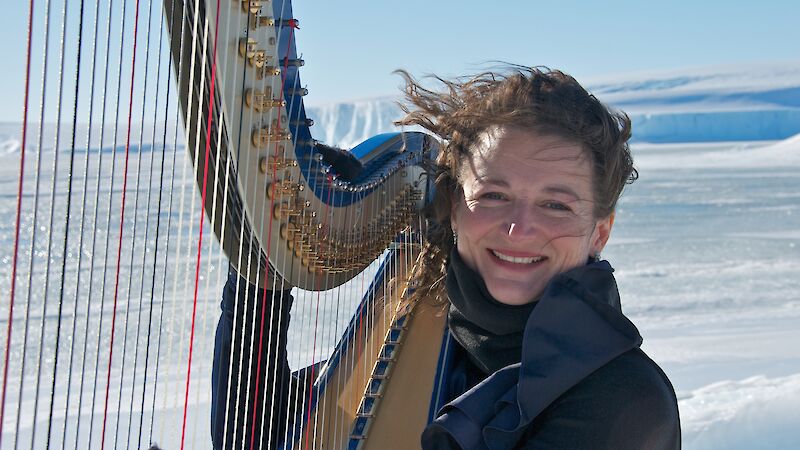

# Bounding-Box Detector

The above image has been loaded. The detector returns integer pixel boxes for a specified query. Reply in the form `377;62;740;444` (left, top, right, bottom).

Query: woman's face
451;127;613;305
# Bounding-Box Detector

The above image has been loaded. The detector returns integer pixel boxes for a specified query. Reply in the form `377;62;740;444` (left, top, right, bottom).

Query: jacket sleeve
211;270;295;450
516;350;681;450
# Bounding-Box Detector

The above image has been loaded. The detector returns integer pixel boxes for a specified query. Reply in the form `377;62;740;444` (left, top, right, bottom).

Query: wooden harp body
1;0;451;448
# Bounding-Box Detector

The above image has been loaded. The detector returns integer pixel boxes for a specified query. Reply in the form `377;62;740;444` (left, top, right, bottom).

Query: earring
592;253;601;263
452;231;458;246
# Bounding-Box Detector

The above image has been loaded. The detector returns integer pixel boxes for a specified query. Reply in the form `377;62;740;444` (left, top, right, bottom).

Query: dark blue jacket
212;262;680;449
422;261;681;449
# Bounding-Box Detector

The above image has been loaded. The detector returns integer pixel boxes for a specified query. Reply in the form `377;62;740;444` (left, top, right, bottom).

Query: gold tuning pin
273;199;311;220
241;1;262;14
245;88;285;113
252;127;292;148
238;38;268;68
256;66;281;80
266;180;304;199
292;211;318;227
259;156;298;173
280;223;301;240
250;16;275;30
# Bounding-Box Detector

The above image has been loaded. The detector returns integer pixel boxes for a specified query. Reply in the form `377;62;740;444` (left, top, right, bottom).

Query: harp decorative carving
1;0;448;448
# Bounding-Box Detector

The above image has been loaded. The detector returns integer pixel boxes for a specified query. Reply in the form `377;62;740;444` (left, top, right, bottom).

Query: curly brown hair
395;66;637;304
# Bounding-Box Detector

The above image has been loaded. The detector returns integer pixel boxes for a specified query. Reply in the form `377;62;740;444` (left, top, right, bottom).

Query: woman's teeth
492;250;543;264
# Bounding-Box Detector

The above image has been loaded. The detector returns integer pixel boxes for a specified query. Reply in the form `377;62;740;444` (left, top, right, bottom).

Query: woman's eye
545;201;571;212
481;192;506;201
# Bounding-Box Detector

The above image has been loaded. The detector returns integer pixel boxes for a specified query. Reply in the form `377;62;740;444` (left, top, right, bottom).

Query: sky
0;0;797;121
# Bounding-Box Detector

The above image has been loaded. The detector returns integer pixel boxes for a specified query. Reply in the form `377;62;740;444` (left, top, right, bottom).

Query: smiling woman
390;67;681;448
451;128;612;305
211;66;681;449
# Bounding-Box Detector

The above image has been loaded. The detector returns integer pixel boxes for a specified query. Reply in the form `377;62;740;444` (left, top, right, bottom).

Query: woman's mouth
490;249;545;264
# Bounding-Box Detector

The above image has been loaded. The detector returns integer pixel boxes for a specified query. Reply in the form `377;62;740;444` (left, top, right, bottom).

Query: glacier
304;61;800;148
3;62;798;153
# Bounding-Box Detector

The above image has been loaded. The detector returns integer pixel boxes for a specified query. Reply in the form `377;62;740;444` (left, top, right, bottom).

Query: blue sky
0;0;797;121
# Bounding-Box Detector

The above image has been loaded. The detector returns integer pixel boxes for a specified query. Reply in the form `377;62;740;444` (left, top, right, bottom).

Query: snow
680;374;800;449
2;62;800;449
634;133;800;169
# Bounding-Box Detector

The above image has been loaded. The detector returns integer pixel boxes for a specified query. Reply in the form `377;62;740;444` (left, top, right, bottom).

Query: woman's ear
591;212;615;255
450;187;464;234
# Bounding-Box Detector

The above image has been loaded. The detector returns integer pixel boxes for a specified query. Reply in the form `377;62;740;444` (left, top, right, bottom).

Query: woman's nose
504;204;538;240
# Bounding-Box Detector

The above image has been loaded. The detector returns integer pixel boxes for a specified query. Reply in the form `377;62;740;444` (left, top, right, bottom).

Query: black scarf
446;249;536;374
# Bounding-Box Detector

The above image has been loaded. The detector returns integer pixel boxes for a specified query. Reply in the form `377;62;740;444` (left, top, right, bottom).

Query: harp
1;0;450;448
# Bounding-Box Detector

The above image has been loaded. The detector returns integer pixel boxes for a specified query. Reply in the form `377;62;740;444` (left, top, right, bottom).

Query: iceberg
304;61;800;146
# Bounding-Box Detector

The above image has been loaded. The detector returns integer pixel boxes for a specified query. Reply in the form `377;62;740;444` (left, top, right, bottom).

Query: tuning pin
266;180;304;199
242;0;261;14
256;66;282;80
245;88;285;112
290;118;314;127
252;127;292;148
259;156;298;173
275;18;300;27
286;87;309;96
283;59;305;67
257;16;275;27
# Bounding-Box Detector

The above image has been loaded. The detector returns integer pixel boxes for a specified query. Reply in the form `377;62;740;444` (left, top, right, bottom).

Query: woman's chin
486;283;541;306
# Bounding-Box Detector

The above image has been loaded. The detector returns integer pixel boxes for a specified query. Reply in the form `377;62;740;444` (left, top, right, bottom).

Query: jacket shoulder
518;349;681;449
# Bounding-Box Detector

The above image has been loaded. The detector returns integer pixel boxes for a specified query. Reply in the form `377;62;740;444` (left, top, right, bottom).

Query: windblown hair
395;66;637;304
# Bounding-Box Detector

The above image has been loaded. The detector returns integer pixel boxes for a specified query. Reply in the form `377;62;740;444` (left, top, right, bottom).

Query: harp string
221;2;254;445
137;0;177;444
110;0;158;445
302;172;335;450
337;189;369;444
52;0;87;446
64;0;114;445
35;0;70;439
149;0;186;436
312;174;339;449
248;17;300;450
260;13;307;446
179;0;226;445
125;0;168;445
83;0;127;444
99;0;144;445
270;49;303;447
286;74;311;447
158;0;199;440
212;2;252;448
319;187;343;447
64;0;104;446
15;0;55;445
275;17;307;446
230;8;277;448
191;0;244;442
164;0;209;439
0;0;35;444
282;118;322;447
224;6;251;390
220;7;301;447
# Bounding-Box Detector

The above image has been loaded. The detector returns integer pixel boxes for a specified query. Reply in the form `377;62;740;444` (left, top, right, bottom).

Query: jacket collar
422;261;643;450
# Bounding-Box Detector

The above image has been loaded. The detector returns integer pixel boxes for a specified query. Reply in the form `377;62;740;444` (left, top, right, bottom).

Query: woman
211;67;681;449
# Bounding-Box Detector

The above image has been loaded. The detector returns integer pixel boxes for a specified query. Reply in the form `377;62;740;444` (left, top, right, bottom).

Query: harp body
1;0;450;448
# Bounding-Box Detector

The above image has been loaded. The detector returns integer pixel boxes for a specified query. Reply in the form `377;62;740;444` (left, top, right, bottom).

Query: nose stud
508;222;517;235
